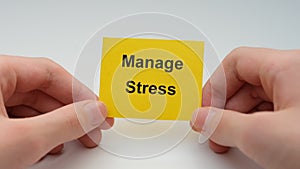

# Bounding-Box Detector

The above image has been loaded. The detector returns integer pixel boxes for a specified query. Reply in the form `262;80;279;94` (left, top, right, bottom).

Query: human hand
0;55;114;169
190;47;300;169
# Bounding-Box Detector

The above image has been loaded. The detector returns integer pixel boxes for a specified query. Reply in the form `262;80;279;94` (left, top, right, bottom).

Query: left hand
0;55;114;169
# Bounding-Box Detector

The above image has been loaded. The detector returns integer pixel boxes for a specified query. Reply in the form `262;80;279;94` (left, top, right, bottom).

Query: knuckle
230;46;249;57
260;58;283;85
35;58;58;90
36;57;62;72
34;57;70;91
224;46;251;67
39;68;54;91
36;57;57;65
233;46;249;52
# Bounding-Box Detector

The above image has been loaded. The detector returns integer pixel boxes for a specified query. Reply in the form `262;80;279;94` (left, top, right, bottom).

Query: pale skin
0;55;114;169
191;47;300;169
1;47;299;169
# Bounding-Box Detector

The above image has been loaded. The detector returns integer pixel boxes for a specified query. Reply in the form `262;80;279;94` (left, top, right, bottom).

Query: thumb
191;107;251;147
191;107;294;169
26;100;107;149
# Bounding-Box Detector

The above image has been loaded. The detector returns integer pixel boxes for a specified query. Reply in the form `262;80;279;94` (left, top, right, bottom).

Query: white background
0;0;299;169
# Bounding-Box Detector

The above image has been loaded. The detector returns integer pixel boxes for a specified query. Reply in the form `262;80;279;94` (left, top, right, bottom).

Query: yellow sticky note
100;37;203;121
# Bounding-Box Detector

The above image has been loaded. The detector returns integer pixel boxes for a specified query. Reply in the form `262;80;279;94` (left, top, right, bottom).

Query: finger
100;117;114;130
6;90;63;113
208;140;230;154
48;144;64;155
225;84;267;113
191;107;251;147
0;56;96;104
77;108;113;147
7;106;40;118
19;100;107;152
76;118;114;148
251;101;274;112
192;107;300;168
190;107;278;154
78;128;102;148
202;47;283;108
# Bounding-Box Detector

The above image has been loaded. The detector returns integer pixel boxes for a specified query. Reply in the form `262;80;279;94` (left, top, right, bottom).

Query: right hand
191;47;300;169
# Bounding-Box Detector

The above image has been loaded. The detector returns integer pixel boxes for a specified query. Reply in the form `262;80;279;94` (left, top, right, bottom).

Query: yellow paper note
100;37;204;120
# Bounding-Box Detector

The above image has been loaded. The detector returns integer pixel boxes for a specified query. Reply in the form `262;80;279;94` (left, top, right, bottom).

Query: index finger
0;55;96;104
202;47;281;108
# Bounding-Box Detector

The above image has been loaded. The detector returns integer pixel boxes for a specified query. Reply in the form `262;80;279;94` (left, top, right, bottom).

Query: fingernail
198;133;208;144
75;101;106;134
191;108;203;131
198;108;223;144
191;108;200;125
84;101;107;127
